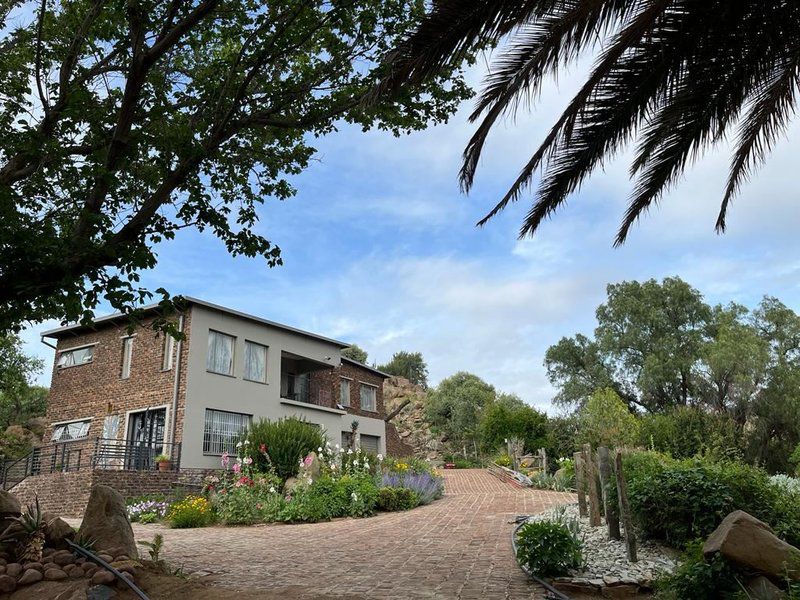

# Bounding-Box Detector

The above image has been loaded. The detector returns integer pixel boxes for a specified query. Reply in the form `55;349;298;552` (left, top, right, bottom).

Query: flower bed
126;433;444;529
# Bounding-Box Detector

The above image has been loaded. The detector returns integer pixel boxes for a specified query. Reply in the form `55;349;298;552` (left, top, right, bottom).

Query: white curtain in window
207;331;234;375
244;342;266;382
360;384;376;411
57;346;93;367
340;379;350;406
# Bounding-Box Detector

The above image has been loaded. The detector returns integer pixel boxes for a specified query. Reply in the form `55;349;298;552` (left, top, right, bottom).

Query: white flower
364;461;369;469
335;444;340;450
351;492;358;501
299;459;304;466
236;456;243;464
269;486;276;494
318;447;323;453
377;454;383;461
347;448;353;455
243;456;253;465
236;441;243;448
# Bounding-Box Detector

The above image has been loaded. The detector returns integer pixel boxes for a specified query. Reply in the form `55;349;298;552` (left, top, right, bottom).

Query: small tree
578;388;640;449
479;394;548;455
379;351;429;387
341;345;368;364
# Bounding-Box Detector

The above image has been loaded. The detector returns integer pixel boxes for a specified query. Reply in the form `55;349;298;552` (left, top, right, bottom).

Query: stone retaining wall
9;468;217;516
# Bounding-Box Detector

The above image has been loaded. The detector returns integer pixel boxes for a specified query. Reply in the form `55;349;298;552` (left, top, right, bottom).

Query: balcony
280;350;334;409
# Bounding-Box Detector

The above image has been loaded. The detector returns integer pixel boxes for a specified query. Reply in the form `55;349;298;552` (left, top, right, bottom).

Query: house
39;297;395;472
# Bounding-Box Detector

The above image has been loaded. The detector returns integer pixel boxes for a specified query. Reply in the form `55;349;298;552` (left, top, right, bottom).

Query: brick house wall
44;311;192;448
309;360;387;419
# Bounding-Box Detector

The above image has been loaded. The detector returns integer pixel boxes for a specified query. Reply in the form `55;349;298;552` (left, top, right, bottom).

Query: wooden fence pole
598;446;621;540
573;451;587;517
583;443;601;527
614;449;637;562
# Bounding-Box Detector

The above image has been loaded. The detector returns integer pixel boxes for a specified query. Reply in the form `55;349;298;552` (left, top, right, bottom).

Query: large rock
703;510;800;581
77;486;137;559
298;452;321;482
0;491;20;517
43;513;76;550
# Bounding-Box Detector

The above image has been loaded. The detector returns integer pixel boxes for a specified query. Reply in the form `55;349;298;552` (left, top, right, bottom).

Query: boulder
283;477;301;495
17;568;43;585
703;510;800;581
91;569;115;585
298;451;321;481
43;512;76;550
0;491;20;517
77;486;138;559
746;575;786;600
0;574;14;593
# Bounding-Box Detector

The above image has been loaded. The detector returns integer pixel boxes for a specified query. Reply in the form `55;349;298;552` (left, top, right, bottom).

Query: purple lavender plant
381;472;443;505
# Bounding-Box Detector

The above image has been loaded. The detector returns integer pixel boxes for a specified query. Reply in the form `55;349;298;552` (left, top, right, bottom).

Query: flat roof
41;296;349;348
341;356;391;379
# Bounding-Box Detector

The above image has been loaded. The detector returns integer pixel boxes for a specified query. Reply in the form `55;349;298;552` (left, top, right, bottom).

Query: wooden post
573;451;587;517
583;443;601;527
539;448;548;474
615;449;637;562
598;446;621;540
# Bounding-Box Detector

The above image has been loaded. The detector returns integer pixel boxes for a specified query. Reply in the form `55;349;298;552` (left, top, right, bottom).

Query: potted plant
155;454;171;472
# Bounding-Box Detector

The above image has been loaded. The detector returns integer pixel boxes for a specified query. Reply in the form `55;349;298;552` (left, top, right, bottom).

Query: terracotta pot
157;461;171;472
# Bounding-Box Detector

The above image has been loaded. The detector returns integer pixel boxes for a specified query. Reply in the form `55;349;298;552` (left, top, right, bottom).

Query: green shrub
654;542;739;600
215;484;283;525
279;475;379;522
639;407;742;461
493;454;512;467
626;454;800;548
245;417;326;480
377;487;419;511
167;496;212;528
515;520;582;577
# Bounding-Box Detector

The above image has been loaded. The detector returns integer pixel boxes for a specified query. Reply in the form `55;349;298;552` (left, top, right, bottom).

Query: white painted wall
181;304;386;469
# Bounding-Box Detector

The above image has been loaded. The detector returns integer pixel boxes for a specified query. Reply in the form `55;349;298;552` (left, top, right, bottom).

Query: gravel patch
529;503;679;582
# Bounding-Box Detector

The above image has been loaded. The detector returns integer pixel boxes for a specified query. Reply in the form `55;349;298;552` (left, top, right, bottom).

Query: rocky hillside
383;376;444;461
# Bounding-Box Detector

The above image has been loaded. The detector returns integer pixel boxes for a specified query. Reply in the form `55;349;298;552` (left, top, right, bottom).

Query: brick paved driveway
135;469;574;599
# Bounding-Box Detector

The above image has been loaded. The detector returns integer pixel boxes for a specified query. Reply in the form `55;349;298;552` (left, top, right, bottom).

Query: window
56;345;94;368
360;434;380;454
339;378;351;407
162;334;175;371
207;330;235;376
360;383;377;412
51;419;91;442
243;341;267;383
203;409;251;455
120;336;133;379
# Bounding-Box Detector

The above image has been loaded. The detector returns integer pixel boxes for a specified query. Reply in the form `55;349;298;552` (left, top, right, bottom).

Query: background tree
0;334;47;457
372;1;800;243
379;351;429;387
0;0;470;332
577;388;640;450
478;393;548;455
341;345;368;364
425;371;495;457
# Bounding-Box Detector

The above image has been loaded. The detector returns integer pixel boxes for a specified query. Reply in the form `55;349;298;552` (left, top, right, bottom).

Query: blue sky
21;64;800;413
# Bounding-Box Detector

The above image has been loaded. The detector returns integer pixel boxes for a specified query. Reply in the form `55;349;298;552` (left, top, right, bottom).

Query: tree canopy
379;350;428;387
0;0;470;331
371;1;800;243
341;345;368;364
545;276;800;473
425;371;494;454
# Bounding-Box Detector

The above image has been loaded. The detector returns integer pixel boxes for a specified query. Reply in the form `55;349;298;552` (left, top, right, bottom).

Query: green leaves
0;0;470;331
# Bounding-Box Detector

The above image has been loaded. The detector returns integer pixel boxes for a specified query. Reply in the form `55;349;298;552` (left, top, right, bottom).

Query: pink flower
304;455;313;466
232;462;241;474
221;452;230;469
243;456;253;466
259;443;267;454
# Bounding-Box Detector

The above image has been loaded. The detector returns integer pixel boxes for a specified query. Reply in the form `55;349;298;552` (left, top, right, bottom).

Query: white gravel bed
528;503;679;583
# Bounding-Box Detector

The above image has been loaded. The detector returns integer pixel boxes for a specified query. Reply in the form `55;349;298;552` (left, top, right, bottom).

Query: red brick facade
309;359;387;418
44;312;192;447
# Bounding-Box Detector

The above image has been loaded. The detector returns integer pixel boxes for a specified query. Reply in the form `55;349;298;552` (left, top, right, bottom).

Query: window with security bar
203;409;251;455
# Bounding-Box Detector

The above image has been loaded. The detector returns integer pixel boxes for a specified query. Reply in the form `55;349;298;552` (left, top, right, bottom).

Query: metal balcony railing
0;438;182;490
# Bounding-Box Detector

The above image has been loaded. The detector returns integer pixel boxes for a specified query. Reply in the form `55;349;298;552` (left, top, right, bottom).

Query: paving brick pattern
135;469;574;599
